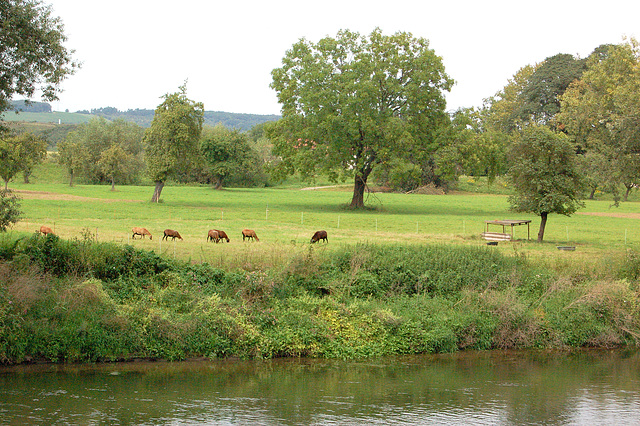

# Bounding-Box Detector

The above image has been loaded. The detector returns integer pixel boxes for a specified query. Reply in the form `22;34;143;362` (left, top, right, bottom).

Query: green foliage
0;234;639;363
507;126;585;241
144;84;204;201
0;190;22;232
0;0;79;117
269;28;453;208
371;158;423;192
55;137;89;186
320;244;529;298
4;121;77;149
0;132;47;188
97;143;135;190
199;124;264;189
520;53;587;124
559;39;640;204
62;117;144;185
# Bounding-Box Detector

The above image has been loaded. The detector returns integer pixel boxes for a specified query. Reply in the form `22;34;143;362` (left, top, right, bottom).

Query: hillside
2;102;280;132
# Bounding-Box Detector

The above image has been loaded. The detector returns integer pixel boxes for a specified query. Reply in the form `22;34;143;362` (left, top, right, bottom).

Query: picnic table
482;219;531;241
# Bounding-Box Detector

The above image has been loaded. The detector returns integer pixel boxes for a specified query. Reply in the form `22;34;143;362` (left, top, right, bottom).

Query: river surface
0;349;639;425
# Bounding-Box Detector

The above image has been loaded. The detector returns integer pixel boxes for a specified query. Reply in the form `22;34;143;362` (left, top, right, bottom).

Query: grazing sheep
214;229;230;242
242;229;259;242
310;230;328;244
207;229;220;243
39;225;54;235
162;229;183;241
132;227;152;240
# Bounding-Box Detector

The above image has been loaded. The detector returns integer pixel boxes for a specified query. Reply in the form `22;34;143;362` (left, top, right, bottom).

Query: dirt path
577;211;640;219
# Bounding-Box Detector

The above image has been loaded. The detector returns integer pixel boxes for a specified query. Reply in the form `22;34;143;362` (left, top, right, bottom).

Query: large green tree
269;28;453;208
144;84;204;202
519;53;587;125
0;0;78;122
558;40;640;203
507;126;584;242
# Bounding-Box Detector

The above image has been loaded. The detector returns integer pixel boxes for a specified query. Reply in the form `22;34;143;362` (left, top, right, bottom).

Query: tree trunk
151;181;164;202
111;177;116;191
214;176;223;190
589;187;596;200
3;180;7;191
624;185;632;201
350;174;368;208
69;171;74;187
23;171;30;184
537;212;548;242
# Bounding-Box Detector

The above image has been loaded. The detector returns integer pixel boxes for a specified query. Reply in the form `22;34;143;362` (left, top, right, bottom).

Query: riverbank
1;234;639;364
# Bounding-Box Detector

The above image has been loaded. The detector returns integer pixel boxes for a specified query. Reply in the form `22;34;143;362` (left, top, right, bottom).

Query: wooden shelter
482;219;531;241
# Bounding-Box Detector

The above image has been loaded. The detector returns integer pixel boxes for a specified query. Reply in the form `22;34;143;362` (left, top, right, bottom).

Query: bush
0;190;22;232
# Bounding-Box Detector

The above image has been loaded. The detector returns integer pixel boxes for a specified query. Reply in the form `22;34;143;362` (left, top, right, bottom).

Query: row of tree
54;85;270;194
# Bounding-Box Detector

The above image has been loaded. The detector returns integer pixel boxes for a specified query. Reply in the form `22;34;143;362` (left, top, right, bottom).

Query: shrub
0;190;22;232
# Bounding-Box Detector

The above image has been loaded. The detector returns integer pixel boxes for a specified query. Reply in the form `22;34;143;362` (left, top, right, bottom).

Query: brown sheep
163;229;183;241
310;230;328;244
213;229;230;242
207;229;220;243
39;225;54;235
242;229;259;242
132;227;152;240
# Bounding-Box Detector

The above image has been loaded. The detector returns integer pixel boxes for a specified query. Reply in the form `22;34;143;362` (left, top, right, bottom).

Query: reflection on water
0;349;639;425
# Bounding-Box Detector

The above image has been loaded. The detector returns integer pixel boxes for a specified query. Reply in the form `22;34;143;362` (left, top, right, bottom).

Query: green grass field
6;173;640;270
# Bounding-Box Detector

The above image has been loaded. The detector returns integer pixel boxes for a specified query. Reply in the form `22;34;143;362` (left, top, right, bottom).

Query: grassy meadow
6;174;640;270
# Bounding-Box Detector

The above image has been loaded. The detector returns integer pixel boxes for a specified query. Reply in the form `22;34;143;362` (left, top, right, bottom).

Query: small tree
507;126;584;242
0;190;22;232
0;132;47;189
200;125;255;189
63;117;144;184
17;133;47;183
56;139;89;186
97;144;132;191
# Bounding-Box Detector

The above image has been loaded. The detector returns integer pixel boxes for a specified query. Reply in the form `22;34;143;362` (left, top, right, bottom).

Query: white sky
44;0;639;116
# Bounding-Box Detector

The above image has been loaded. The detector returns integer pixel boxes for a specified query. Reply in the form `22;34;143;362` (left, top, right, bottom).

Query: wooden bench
481;232;512;242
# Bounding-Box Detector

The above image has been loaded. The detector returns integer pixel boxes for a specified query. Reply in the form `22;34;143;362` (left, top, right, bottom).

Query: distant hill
84;107;280;131
4;101;281;132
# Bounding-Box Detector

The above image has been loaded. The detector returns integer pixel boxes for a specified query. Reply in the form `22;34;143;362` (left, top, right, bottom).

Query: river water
1;349;639;425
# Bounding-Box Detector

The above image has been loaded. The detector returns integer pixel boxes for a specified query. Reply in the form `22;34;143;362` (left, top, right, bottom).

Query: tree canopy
269;28;453;207
200;124;258;190
0;0;79;120
0;131;46;189
558;39;640;202
144;84;204;202
507;126;584;242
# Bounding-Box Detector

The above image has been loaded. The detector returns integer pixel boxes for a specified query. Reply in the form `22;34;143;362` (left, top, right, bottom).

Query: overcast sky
44;0;639;116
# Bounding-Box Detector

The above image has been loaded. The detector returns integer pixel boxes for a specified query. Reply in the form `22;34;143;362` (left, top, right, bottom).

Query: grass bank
1;234;638;363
